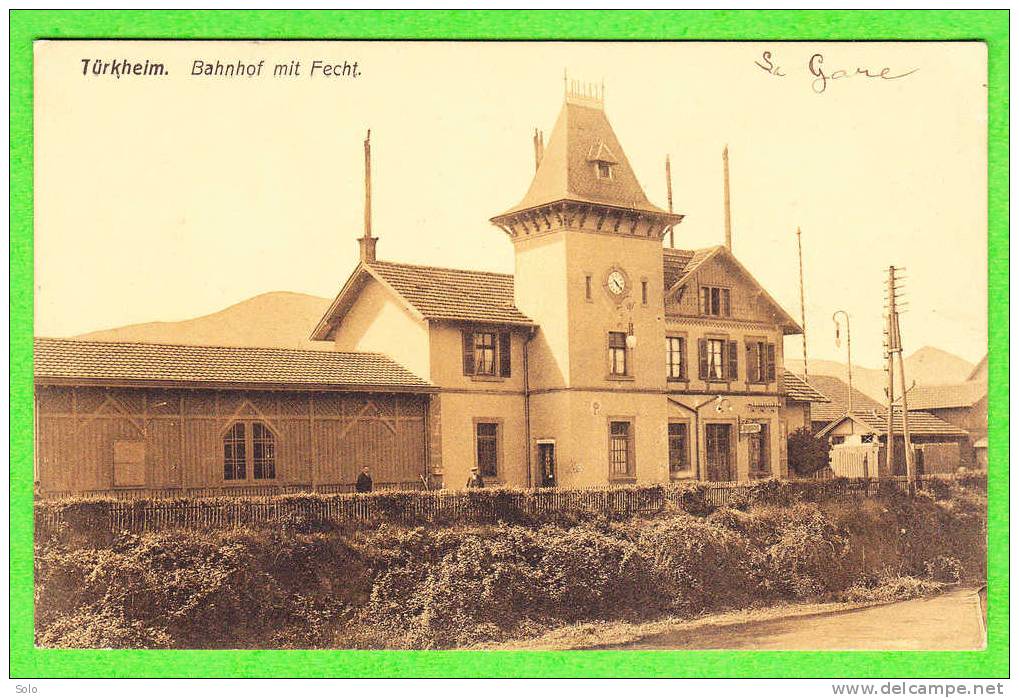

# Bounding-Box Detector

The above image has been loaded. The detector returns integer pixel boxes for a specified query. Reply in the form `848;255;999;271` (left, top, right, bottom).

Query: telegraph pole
885;266;915;488
797;227;808;378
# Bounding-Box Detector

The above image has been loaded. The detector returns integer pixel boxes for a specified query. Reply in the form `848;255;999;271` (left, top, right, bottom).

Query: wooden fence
34;474;984;536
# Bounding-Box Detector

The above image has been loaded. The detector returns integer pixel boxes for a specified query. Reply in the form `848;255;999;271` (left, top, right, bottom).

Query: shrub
925;555;963;583
787;427;830;478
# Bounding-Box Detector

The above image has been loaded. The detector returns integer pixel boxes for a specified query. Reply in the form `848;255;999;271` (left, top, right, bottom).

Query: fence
34;474;985;536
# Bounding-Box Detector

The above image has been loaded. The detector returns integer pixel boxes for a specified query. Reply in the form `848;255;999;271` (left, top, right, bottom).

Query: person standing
466;466;485;489
355;466;373;493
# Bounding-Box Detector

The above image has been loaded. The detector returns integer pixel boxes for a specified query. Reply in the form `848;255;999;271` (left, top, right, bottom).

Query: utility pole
665;155;675;248
722;146;732;251
885;266;915;489
832;310;853;414
797;227;808;378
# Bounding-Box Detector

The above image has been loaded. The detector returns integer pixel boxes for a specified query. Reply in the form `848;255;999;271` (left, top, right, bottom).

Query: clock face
607;270;626;295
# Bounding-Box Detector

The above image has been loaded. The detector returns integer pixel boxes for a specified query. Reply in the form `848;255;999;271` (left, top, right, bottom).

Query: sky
34;41;988;365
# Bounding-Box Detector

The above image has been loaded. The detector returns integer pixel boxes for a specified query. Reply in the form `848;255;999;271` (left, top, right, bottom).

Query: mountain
785;349;976;402
76;292;334;351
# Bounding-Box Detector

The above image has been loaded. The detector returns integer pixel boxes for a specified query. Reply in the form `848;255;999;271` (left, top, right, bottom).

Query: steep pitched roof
807;374;885;422
496;99;671;218
664;245;802;334
34;337;433;392
782;370;830;403
906;382;988;410
310;259;535;340
816;409;969;438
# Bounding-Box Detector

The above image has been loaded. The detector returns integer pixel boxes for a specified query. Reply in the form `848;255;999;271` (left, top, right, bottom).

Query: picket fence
34;474;981;536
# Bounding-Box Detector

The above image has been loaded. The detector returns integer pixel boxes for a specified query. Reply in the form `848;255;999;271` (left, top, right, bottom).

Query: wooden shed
34;338;436;498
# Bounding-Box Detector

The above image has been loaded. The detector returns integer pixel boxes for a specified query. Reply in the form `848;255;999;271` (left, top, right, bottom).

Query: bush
925;555;963;583
787;427;830;478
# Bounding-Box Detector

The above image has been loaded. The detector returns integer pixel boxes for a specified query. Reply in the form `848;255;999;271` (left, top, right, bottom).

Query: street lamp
832;310;853;414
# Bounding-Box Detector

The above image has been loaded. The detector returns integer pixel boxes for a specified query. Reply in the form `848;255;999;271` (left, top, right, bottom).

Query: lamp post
832;310;853;415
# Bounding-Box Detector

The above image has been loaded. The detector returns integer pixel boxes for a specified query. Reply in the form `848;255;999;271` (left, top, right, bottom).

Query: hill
76;291;334;351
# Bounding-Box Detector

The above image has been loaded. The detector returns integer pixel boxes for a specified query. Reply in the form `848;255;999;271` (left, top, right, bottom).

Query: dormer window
596;162;613;180
588;142;618;181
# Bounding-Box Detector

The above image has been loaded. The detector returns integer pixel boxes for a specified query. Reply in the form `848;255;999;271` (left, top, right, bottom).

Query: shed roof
906;382;988;410
782;370;830;403
816;409;969;438
807;374;885;422
34;337;433;392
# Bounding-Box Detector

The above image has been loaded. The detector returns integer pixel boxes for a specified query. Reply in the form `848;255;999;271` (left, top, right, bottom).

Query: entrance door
538;442;556;487
705;423;734;482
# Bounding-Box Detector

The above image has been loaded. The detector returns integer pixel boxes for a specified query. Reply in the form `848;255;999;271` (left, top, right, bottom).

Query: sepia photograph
20;25;999;673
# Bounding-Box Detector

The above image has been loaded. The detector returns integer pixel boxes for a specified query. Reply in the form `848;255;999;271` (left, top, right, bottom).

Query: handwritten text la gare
755;51;918;94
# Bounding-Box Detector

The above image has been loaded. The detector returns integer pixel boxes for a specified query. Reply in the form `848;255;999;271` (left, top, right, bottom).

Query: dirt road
616;588;986;651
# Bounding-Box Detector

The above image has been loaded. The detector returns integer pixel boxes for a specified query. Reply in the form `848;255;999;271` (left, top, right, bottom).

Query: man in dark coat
355;466;373;493
466;466;485;489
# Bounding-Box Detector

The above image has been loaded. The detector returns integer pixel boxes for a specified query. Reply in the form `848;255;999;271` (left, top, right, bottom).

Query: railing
33;473;984;536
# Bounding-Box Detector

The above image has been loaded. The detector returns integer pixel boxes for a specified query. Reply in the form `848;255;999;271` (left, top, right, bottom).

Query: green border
9;9;1009;678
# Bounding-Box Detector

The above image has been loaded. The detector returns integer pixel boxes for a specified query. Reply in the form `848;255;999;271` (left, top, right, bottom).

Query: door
538;442;556;487
705;423;734;482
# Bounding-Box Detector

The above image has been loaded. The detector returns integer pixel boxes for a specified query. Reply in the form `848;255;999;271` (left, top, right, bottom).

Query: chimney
533;129;544;171
360;128;378;263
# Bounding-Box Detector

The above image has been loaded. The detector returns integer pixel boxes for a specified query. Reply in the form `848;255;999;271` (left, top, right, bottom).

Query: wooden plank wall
35;385;428;495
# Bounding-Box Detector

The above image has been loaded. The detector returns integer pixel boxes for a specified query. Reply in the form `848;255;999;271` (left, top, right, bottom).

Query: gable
664;247;801;333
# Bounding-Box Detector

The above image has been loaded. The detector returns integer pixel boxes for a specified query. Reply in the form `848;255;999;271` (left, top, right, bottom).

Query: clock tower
490;84;684;487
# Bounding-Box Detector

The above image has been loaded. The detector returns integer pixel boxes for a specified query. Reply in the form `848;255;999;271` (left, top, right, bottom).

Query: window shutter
721;289;731;317
698;338;708;380
499;332;512;377
727;340;739;381
462;330;475;375
766;343;776;382
679;337;688;380
745;343;755;383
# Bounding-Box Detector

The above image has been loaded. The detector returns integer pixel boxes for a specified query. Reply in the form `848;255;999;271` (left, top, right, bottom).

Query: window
641;280;649;305
596;162;613;179
668;422;689;474
748;423;770;478
585;274;593;301
223;420;276;482
223;422;247;480
252;422;276;480
699;286;731;317
699;338;738;381
609;420;633;478
462;330;511;378
475;422;499;478
608;331;628;376
746;341;777;383
666;336;687;380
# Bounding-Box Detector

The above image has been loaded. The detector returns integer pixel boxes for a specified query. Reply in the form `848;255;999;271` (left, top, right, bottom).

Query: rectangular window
666;336;687;380
476;422;499;478
699;286;731;317
113;440;146;487
668;422;690;474
641;280;648;305
463;330;510;377
746;341;777;383
609;420;633;478
699;337;738;381
608;331;628;376
585;274;593;301
224;422;246;480
596;162;612;179
749;423;771;477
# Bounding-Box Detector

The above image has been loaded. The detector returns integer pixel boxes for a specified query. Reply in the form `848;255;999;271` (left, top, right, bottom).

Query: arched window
223;420;276;481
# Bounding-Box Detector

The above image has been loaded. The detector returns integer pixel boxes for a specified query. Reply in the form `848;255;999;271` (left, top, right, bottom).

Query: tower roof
494;97;671;220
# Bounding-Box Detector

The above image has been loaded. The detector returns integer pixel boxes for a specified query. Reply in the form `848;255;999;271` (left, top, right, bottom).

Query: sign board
739;422;762;435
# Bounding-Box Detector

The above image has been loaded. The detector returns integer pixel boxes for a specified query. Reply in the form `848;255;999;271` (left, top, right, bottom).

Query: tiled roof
495;100;672;219
906;382;988;410
807;374;885;422
782;370;830;402
34;338;433;391
830;409;969;437
368;260;534;326
663;246;720;291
